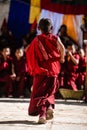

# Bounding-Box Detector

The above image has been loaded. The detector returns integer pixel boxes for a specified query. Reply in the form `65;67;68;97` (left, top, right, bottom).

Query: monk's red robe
0;54;13;97
26;34;61;76
77;56;86;89
64;53;79;91
13;56;27;97
26;33;61;116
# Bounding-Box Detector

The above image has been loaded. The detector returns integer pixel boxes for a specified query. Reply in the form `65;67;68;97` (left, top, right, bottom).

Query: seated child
12;47;27;98
64;42;79;91
0;46;13;97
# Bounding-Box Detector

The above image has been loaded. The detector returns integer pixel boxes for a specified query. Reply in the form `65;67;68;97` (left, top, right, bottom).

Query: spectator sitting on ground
12;47;27;98
63;41;79;91
76;48;86;90
0;46;14;97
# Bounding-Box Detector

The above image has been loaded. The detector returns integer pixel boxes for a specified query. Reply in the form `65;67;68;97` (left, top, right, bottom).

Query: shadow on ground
0;120;38;125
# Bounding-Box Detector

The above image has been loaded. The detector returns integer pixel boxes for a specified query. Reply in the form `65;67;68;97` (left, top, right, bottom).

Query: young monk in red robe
0;46;13;97
64;42;79;91
77;48;86;90
26;18;65;124
12;48;27;98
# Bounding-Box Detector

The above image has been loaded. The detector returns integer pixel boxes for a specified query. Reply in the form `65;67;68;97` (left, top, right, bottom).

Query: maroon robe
0;54;13;97
26;33;61;116
77;56;86;89
64;53;79;91
13;56;27;97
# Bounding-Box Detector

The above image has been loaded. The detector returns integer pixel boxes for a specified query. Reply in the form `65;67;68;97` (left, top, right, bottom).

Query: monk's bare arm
57;37;65;63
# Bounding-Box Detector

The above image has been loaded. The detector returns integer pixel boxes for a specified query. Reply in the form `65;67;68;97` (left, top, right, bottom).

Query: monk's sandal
46;109;54;120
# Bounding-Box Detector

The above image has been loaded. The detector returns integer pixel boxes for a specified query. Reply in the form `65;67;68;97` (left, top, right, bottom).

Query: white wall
0;1;10;30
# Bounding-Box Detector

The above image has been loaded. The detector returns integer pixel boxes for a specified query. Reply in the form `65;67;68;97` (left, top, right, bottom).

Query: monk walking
26;18;65;124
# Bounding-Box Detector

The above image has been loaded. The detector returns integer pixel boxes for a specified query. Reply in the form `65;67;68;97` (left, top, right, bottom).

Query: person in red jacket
26;18;65;124
0;46;13;97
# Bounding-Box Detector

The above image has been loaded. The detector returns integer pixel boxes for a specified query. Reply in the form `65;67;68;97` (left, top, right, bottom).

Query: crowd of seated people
56;24;86;97
0;22;86;100
0;45;33;98
58;42;86;90
0;22;35;98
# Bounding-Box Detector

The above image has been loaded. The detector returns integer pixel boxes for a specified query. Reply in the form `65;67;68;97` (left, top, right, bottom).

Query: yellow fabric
82;15;85;24
62;15;77;42
67;56;70;61
31;0;40;6
29;0;41;23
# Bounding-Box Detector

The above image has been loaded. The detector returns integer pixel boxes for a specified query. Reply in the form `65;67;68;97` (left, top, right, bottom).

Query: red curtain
41;0;87;15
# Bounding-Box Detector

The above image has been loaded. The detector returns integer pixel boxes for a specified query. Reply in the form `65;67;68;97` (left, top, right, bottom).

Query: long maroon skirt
28;75;58;116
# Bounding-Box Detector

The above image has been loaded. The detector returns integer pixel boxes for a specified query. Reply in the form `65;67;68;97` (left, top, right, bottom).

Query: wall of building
0;1;10;30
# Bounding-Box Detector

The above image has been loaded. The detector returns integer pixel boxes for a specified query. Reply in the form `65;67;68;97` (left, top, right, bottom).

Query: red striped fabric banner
41;0;87;14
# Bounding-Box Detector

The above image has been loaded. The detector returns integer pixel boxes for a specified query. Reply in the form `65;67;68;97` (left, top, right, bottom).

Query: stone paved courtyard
0;98;87;130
